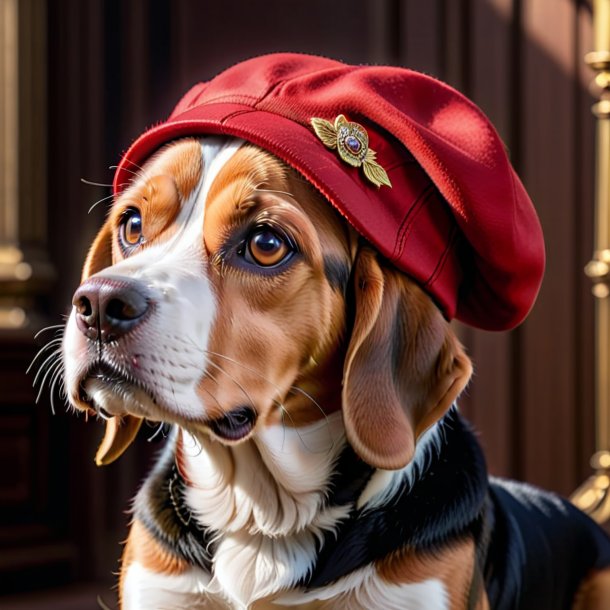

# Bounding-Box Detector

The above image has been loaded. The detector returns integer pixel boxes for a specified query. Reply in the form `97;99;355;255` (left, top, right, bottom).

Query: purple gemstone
345;135;362;154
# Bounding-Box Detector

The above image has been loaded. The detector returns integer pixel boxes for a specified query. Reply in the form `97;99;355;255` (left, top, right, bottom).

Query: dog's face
62;137;471;470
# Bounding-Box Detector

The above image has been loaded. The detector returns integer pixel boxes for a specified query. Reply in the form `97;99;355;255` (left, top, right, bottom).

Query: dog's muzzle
72;276;152;343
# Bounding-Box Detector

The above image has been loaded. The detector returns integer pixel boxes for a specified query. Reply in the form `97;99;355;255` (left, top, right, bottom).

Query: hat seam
260;64;355;105
219;108;257;126
392;184;436;261
425;224;459;290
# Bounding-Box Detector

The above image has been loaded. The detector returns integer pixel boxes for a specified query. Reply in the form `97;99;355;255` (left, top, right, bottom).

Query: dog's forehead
103;135;350;284
105;137;242;274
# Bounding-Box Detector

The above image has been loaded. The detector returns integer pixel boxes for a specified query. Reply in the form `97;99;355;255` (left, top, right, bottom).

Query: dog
61;52;610;609
61;134;610;609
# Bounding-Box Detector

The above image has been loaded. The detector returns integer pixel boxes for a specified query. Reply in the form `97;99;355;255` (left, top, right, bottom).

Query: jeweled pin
310;114;392;188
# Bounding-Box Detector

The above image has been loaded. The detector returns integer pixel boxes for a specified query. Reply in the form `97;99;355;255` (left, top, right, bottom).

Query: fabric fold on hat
113;53;545;331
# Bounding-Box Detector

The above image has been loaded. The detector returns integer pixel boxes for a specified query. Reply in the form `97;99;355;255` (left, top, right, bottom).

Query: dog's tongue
95;415;143;466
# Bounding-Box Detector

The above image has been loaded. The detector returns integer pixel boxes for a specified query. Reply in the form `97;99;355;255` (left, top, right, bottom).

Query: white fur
123;553;448;610
276;566;448;609
182;414;346;536
356;418;443;511
122;561;214;610
179;415;352;606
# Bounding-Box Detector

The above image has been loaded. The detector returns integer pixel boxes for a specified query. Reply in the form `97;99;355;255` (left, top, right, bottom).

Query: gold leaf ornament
310;114;392;188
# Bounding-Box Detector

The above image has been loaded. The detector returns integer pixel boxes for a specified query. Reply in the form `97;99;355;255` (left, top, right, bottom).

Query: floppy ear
342;247;472;470
80;222;143;466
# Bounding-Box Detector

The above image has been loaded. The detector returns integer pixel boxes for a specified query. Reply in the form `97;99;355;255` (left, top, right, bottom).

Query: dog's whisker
147;421;166;443
288;385;335;449
199;385;223;411
109;160;153;189
31;347;63;387
204;369;219;385
48;362;66;415
204;349;279;392
272;398;324;454
34;323;64;340
204;359;258;417
254;187;294;198
81;177;113;188
88;192;116;215
36;357;63;404
203;349;333;442
96;594;114;610
288;385;331;425
27;338;63;375
277;402;287;450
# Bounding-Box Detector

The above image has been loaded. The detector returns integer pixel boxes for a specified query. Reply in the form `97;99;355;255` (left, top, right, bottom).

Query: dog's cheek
200;311;299;413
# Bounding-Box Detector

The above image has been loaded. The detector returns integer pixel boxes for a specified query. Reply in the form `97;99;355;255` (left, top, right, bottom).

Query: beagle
62;137;610;609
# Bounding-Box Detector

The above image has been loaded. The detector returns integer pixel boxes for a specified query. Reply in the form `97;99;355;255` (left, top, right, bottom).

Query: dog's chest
138;425;452;609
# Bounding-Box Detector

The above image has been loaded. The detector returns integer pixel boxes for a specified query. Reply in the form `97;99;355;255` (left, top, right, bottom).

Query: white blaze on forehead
170;137;246;253
109;137;244;274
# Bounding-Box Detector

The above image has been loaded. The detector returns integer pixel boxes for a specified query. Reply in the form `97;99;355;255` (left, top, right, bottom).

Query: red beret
113;53;544;331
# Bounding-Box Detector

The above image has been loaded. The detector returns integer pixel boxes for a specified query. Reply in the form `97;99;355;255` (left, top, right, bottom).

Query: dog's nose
72;277;150;342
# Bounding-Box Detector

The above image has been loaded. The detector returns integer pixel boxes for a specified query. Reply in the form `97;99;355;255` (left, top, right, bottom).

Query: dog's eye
246;227;292;267
119;208;143;250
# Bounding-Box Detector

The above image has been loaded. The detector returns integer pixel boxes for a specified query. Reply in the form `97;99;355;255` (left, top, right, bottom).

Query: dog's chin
75;360;161;421
83;378;153;420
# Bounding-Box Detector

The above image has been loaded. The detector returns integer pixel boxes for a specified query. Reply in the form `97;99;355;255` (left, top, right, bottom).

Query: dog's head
62;137;471;470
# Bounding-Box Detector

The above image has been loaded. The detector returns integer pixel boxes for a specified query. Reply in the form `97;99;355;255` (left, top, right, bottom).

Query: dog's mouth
78;360;155;418
209;406;258;442
79;360;258;441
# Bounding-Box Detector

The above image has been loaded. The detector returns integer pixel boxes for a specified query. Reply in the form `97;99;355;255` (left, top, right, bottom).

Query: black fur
485;478;610;609
137;412;610;607
133;434;216;572
302;409;488;588
323;255;351;294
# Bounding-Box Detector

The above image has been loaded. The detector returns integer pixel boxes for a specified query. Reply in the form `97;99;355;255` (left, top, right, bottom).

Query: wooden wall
0;0;599;599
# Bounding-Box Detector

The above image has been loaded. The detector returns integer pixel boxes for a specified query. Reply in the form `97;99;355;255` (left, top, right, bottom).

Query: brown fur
376;538;486;610
572;568;610;610
197;145;351;429
119;519;191;607
74;138;479;606
343;246;472;469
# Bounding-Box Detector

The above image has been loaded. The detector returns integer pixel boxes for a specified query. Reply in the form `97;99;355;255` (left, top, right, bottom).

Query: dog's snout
72;277;150;342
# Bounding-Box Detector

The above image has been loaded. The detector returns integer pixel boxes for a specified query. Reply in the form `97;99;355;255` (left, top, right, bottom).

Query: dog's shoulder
485;476;610;610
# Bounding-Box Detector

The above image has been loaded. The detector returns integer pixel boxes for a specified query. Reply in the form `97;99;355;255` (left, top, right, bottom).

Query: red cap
113;53;544;331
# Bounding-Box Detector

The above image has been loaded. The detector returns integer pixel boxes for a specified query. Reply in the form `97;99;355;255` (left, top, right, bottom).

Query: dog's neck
178;412;349;537
135;409;487;606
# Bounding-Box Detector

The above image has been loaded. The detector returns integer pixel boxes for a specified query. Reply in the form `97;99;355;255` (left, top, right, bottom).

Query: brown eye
119;208;143;250
246;228;292;267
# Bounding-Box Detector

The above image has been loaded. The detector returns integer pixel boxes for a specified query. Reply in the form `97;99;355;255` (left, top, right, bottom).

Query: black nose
72;277;150;342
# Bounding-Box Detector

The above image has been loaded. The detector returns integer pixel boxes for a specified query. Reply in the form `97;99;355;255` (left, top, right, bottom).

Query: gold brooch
310;114;392;188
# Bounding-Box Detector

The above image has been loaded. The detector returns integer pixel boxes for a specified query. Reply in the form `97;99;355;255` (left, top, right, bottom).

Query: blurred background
0;0;599;607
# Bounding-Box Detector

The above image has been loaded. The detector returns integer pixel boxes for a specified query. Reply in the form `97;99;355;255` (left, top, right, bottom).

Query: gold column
0;0;54;331
571;0;610;522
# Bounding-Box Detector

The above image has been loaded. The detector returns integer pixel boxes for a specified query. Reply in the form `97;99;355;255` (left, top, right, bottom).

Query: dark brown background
0;0;598;607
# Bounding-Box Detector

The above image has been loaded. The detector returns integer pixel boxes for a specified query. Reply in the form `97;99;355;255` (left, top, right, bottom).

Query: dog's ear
81;222;144;466
82;222;114;280
342;247;472;470
94;415;143;466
